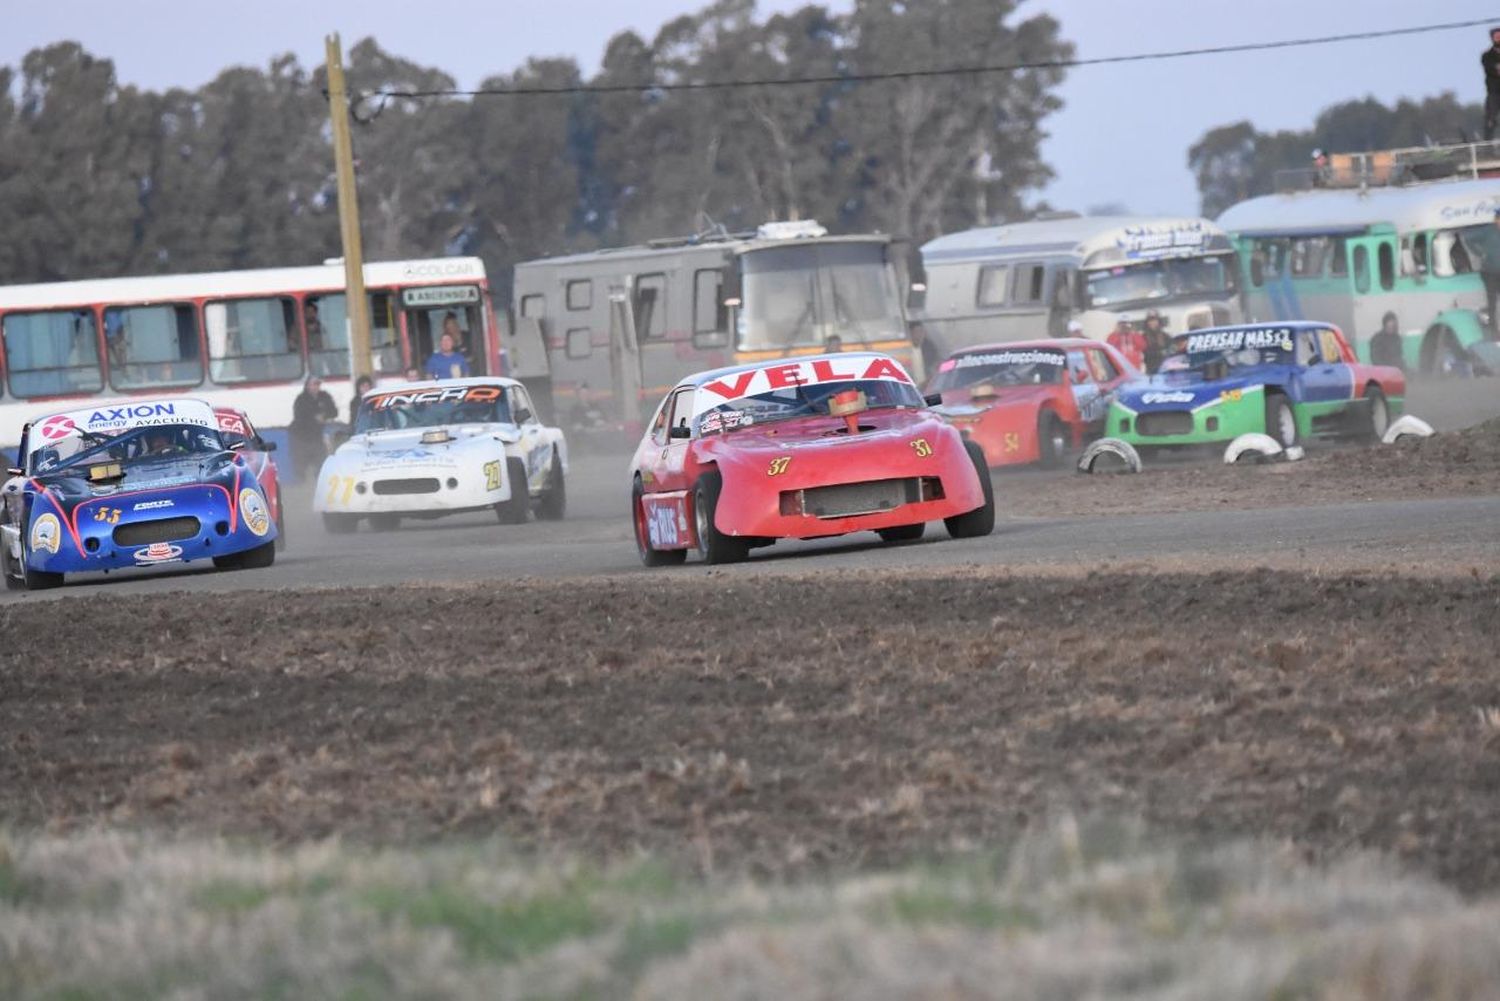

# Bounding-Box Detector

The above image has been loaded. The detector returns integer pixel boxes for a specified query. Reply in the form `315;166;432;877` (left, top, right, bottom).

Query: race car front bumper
1110;389;1266;447
313;461;518;516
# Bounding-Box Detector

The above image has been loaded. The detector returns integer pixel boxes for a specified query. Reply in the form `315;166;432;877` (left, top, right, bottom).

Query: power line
356;15;1497;108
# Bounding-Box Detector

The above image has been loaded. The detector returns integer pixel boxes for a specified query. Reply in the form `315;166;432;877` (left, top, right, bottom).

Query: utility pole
325;33;372;380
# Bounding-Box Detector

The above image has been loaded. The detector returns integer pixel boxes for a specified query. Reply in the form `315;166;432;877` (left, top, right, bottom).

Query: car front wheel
1265;393;1298;448
944;440;996;539
694;471;749;564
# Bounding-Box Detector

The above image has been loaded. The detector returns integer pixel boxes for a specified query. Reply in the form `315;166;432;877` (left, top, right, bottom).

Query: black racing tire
1264;392;1298;448
534;450;567;521
633;478;687;567
1;536;25;591
369;513;402;532
1036;410;1069;469
693;470;749;564
322;513;359;534
877;523;926;543
944;440;996;539
1361;385;1389;441
215;539;276;570
496;458;530;524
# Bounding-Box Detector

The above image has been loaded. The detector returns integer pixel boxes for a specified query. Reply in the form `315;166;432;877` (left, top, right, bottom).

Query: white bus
915;214;1241;351
0;257;502;449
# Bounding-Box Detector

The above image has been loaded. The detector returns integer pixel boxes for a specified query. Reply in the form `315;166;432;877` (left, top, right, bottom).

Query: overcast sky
3;0;1494;219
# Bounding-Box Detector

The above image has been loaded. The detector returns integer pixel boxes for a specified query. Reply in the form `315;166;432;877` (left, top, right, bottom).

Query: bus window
1353;245;1371;293
205;297;302;384
634;273;667;339
1329;238;1348;278
1431;230;1474;277
566;280;592;311
1012;263;1046;305
976;265;1009;307
306;292;401;376
405;302;483;375
565;328;591;359
104;304;202;390
1;309;102;398
693;269;724;333
1377;243;1395;291
520;294;546;318
1290;237;1333;277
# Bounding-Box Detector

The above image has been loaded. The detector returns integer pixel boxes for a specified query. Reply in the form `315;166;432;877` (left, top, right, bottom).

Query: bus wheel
1420;325;1464;376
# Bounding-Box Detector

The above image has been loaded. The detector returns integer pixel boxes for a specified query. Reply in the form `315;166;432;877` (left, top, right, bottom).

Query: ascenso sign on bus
402;284;481;308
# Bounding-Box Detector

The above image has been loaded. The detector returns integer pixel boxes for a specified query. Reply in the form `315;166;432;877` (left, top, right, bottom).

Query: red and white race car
926;338;1138;468
213;407;286;548
630;352;994;565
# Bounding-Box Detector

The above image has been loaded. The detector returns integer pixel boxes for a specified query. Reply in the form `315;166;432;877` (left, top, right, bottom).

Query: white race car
314;378;567;532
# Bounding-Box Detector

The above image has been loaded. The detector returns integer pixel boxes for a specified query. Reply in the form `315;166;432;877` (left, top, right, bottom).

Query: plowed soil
4;568;1499;890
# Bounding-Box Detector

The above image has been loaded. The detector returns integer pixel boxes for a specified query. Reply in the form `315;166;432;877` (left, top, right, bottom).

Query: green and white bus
1218;164;1500;373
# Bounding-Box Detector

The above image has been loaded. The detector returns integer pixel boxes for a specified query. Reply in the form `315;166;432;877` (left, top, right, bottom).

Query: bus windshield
1085;255;1236;309
738;243;904;351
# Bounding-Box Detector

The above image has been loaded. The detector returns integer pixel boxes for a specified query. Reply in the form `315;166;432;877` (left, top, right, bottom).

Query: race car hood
697;407;946;460
933;383;1058;418
1116;372;1265;411
335;425;518;467
31;452;242;506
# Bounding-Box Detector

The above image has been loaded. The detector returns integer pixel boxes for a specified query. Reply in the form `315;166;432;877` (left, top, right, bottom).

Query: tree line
0;0;1070;296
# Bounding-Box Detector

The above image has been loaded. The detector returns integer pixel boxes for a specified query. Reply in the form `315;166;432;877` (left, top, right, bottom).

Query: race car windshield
355;390;513;433
696;378;924;433
928;350;1068;392
31;423;226;475
1164;341;1293;373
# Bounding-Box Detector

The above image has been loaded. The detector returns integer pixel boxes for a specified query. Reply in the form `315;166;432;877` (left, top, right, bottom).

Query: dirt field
4;567;1498;891
997;417;1500;518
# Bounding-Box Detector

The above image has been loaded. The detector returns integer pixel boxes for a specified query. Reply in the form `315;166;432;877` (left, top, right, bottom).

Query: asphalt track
5;451;1497;603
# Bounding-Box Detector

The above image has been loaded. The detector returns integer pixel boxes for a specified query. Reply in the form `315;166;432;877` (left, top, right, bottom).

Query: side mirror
6;467;23;477
515;409;533;424
227;440;247;451
260;439;277;452
669;424;692;440
908;282;928;312
923;392;943;407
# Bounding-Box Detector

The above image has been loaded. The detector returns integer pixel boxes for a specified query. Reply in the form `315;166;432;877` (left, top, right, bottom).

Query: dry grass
4;820;1500;1000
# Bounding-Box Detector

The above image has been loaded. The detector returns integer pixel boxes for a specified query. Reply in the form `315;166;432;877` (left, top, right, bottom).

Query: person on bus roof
1484;28;1500;140
425;328;471;380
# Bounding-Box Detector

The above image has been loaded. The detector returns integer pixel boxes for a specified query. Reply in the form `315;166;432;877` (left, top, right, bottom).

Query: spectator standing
1140;310;1171;373
1369;312;1405;370
289;377;337;481
1484;28;1500;140
349;374;375;426
1106;318;1147;371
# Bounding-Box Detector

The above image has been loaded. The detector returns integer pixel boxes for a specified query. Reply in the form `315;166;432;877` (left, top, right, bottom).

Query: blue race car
1;399;277;590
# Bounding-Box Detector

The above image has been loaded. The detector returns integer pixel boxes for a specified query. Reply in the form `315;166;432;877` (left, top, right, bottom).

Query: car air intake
798;478;914;518
1136;411;1194;436
372;478;441;495
113;517;200;546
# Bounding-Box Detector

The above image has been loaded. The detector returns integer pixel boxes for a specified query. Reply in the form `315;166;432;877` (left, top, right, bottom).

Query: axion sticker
134;542;184;565
239;488;271;537
368;385;503;410
953;350;1066;369
1182;328;1293;354
30;513;61;554
694;355;913;415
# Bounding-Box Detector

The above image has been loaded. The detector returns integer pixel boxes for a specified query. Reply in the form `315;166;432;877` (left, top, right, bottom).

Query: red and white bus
0;257;501;446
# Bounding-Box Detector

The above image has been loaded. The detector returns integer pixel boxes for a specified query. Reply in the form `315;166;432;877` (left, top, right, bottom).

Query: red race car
630;352;994;565
214;407;286;548
926;338;1138;468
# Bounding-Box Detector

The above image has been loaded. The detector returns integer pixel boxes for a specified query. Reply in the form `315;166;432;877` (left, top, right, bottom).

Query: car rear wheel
1361;386;1389;441
694;471;749;564
322;513;359;534
1265;393;1298;448
1037;411;1069;469
944;440;996;539
534;451;567;521
877;523;925;543
1;536;26;590
496;458;530;524
633;479;687;567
